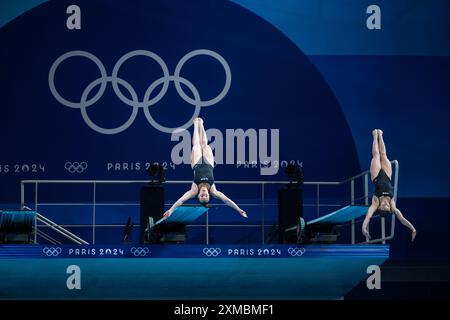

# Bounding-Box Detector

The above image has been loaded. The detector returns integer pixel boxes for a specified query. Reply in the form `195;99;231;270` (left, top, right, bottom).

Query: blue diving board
155;205;209;225
0;244;389;300
307;205;368;225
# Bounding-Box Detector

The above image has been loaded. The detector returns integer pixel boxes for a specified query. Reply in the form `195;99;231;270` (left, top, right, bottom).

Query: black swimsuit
193;157;214;186
373;169;393;199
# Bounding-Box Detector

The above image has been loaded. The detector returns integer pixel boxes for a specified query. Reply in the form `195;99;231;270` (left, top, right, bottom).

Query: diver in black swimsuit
362;129;416;241
163;118;247;219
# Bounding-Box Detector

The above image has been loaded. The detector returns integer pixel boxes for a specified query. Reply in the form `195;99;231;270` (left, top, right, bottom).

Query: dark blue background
0;0;449;262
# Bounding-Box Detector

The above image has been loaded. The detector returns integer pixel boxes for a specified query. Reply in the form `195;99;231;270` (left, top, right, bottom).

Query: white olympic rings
203;247;221;257
48;49;231;134
43;247;62;257
64;161;88;173
288;247;306;256
130;247;150;257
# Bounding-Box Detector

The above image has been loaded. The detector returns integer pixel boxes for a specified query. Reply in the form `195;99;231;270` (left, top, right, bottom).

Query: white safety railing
20;160;398;245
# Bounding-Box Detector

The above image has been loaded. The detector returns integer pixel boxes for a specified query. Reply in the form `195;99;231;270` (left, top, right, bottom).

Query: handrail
23;206;89;244
36;215;87;244
35;229;61;245
19;160;399;245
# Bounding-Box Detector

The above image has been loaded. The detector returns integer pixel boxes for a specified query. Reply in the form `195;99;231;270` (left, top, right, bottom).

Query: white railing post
389;160;400;243
92;182;96;244
34;182;38;244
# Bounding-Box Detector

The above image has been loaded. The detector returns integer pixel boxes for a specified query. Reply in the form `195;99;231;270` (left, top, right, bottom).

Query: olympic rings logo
130;247;149;257
64;161;88;173
287;247;306;257
49;49;232;134
43;247;62;257
203;248;221;257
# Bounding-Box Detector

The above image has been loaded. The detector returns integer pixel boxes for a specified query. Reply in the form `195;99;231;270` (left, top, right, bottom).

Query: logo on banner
203;248;221;257
64;161;88;173
49;49;231;134
287;247;306;257
43;247;62;257
130;247;150;257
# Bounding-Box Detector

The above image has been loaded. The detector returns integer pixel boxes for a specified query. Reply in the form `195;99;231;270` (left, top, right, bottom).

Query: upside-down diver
362;129;416;241
163;118;247;219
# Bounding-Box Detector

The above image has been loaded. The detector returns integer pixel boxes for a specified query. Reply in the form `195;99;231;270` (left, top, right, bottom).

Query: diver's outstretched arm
362;196;379;240
391;200;417;241
210;185;247;218
163;184;197;219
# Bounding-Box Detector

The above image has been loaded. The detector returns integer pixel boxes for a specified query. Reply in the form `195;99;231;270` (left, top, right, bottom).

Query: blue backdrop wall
0;0;449;261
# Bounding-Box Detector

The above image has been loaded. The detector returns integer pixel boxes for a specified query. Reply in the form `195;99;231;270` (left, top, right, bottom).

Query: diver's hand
163;210;172;219
239;210;248;218
412;230;417;242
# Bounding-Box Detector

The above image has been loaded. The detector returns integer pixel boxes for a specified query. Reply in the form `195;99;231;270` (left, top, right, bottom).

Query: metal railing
22;206;89;244
20;160;398;245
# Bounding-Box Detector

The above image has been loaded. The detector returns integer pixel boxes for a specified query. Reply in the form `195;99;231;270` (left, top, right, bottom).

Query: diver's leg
191;118;202;168
198;118;214;165
378;130;392;178
370;129;382;181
